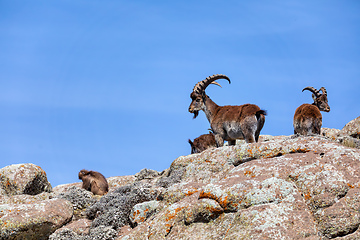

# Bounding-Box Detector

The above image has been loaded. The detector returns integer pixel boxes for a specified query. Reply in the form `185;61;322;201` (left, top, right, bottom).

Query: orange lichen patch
244;170;256;178
184;189;198;197
224;225;231;237
137;216;146;223
217;196;229;209
165;223;172;234
244;170;252;175
347;183;354;188
199;190;218;201
165;206;185;222
200;189;240;211
292;147;310;154
135;209;140;216
304;192;312;200
205;205;224;215
162;206;186;234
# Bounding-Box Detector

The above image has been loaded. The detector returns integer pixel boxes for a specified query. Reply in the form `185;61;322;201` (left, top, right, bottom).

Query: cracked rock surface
118;135;360;240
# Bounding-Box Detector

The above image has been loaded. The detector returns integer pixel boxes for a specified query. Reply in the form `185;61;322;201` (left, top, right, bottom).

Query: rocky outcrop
55;186;97;220
0;164;70;239
0;163;52;196
0;198;73;240
1;117;360;239
119;135;360;240
339;116;360;139
51;134;360;239
321;116;360;149
86;181;160;230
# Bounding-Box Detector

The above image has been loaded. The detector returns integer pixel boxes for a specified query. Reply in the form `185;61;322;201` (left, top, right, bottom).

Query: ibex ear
188;139;193;146
312;94;317;101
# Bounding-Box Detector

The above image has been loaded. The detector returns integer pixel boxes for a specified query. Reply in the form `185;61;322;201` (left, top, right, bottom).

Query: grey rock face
321;127;341;138
0;192;54;205
56;186;97;211
156;168;185;188
56;186;98;220
129;200;161;227
337;136;360;149
86;225;118;240
50;224;117;240
86;181;160;230
121;136;360;239
49;228;79;240
339;116;360;139
0;198;73;240
0;163;52;196
321;117;360;150
135;168;160;181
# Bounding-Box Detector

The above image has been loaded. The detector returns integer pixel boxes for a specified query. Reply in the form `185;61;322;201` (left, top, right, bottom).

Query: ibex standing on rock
188;132;217;154
293;86;330;135
188;74;266;147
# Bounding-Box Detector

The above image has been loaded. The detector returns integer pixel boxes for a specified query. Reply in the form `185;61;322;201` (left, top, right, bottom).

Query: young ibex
293;86;330;135
188;74;266;147
188;132;217;154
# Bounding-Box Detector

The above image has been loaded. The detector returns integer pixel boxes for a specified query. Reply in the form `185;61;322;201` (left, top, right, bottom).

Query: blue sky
1;1;359;187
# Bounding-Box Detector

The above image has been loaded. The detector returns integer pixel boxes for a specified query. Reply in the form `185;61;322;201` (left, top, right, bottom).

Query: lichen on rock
4;116;360;239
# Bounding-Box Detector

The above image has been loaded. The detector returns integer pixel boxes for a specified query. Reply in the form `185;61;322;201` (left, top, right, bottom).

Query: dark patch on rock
156;168;185;188
134;168;160;181
86;182;159;230
56;186;98;220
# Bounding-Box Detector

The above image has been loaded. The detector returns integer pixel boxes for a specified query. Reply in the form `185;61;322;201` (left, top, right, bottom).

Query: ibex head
188;74;231;119
188;132;216;154
302;86;330;112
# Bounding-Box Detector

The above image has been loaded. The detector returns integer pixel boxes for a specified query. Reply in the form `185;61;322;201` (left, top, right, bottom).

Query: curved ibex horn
192;74;231;94
302;86;321;97
319;87;327;96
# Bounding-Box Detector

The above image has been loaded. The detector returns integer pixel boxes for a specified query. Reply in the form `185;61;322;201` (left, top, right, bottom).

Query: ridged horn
319;87;327;96
192;74;231;94
302;86;320;97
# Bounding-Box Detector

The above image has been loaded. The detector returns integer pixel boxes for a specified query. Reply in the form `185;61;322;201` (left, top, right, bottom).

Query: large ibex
188;74;266;147
293;86;330;135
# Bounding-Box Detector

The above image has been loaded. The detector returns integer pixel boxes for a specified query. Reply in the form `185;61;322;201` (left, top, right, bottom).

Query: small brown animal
293;86;330;135
188;74;266;146
188;132;217;154
78;169;109;195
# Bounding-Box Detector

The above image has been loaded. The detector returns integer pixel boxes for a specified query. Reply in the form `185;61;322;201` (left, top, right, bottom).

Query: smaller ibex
293;86;330;135
188;131;217;154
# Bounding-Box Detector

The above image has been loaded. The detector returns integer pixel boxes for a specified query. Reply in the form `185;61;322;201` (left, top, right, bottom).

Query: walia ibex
293;86;330;135
188;74;266;147
188;131;217;154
